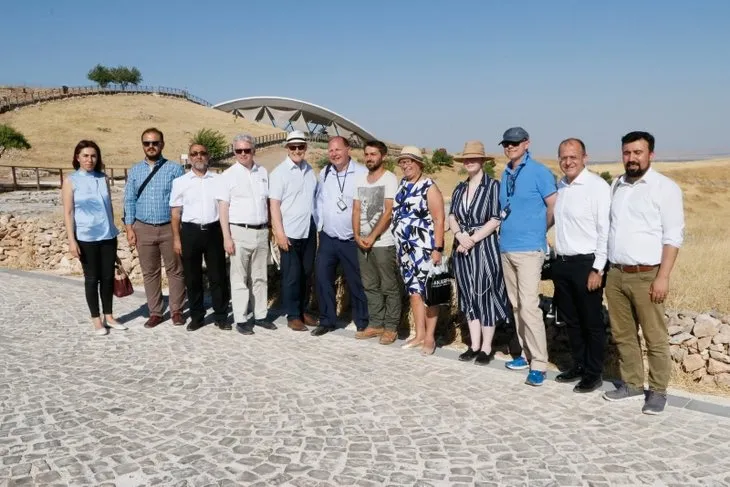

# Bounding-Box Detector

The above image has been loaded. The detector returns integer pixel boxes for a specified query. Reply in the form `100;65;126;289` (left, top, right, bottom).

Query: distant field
0;93;283;168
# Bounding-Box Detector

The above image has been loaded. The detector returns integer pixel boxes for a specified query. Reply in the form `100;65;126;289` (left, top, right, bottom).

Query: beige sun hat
453;140;493;162
396;145;424;163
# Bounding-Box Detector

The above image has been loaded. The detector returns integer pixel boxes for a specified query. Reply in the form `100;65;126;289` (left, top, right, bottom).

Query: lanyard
506;161;526;199
335;166;348;194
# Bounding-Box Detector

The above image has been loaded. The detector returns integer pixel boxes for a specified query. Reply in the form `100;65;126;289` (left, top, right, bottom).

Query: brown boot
355;327;384;340
303;313;319;326
287;318;308;331
379;329;398;345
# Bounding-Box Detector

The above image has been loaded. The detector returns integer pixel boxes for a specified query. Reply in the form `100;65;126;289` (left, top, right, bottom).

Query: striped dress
450;175;510;326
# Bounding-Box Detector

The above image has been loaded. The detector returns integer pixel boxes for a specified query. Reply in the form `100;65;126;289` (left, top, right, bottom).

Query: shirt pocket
258;177;269;198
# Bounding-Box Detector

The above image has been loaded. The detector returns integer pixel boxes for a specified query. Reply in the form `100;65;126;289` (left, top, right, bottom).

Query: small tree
431;148;453;167
87;64;113;88
599;171;613;185
0;124;31;160
190;128;228;160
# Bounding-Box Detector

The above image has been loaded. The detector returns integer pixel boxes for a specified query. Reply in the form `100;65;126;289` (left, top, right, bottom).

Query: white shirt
554;168;611;270
269;157;318;239
315;159;368;240
216;162;268;224
608;167;684;265
169;170;219;224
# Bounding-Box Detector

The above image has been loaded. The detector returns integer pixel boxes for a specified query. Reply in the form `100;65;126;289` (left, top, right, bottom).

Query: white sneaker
95;327;109;336
107;321;128;331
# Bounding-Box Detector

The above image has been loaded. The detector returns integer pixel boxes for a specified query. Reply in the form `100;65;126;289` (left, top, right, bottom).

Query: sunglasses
288;144;306;151
234;148;253;155
190;151;208;157
142;141;161;147
502;139;525;148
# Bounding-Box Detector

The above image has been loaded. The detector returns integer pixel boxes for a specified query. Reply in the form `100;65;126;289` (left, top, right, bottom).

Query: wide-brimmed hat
453;141;493;162
396;145;424;164
286;130;307;145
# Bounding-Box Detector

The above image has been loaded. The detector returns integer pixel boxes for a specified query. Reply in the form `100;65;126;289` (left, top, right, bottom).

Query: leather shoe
144;315;164;329
574;376;603;393
215;320;232;330
474;351;492;366
303;313;319;326
287;318;308;331
172;311;185;326
458;348;480;362
187;320;205;332
255;319;277;330
236;323;255;335
310;325;334;337
555;367;584;383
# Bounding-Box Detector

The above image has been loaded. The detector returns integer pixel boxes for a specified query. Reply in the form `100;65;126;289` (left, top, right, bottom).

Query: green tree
483;159;496;178
0;124;31;159
87;64;113;88
431;148;454;167
109;66;143;89
599;171;613;185
190;128;228;160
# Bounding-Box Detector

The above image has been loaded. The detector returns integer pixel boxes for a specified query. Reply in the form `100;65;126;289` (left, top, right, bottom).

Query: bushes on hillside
87;64;143;88
190;128;228;161
0;124;31;159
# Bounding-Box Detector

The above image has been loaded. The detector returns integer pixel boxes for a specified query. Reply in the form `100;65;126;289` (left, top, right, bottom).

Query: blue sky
2;0;729;160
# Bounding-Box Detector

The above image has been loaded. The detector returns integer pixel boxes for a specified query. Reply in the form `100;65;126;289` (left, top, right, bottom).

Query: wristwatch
434;246;444;252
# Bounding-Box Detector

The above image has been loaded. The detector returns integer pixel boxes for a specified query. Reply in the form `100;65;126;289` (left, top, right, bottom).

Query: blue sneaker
525;370;546;386
505;357;529;370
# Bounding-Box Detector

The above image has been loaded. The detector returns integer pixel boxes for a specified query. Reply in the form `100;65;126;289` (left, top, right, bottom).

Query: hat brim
454;153;493;162
396;154;423;164
286;139;307;146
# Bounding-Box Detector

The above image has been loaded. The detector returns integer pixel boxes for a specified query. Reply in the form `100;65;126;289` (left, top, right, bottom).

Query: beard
366;160;383;172
192;162;208;172
625;163;647;178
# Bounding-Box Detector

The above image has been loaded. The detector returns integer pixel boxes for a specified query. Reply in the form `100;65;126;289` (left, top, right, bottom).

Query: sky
2;0;729;161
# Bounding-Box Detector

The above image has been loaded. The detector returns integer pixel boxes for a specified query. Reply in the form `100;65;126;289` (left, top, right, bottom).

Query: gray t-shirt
353;170;398;247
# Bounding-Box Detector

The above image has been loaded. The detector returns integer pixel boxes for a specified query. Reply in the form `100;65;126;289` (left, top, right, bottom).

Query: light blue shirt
123;157;184;225
315;159;367;240
269;157;318;239
70;170;118;242
498;151;557;252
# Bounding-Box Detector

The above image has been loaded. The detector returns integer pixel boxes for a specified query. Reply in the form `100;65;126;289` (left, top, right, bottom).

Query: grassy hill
0;93;283;168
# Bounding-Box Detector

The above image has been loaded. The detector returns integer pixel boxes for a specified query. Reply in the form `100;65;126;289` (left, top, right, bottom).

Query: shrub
599;171;613;185
422;155;441;175
0;124;31;159
190;128;228;161
431;148;453;167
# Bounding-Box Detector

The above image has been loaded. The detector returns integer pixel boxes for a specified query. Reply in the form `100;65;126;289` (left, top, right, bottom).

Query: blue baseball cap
499;127;530;145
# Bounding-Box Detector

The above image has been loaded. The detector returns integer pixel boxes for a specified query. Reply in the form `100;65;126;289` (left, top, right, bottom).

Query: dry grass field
0;93;283;168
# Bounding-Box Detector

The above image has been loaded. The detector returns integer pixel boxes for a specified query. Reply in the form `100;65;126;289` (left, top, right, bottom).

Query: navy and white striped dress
450;176;510;326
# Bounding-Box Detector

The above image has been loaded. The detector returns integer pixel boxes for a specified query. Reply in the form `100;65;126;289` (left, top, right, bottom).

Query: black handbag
541;247;556;281
425;259;453;307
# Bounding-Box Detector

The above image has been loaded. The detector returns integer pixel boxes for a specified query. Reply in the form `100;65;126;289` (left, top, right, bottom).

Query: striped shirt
123;157;184;225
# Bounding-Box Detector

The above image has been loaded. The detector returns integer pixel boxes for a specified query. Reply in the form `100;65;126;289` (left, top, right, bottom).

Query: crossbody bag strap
136;159;167;199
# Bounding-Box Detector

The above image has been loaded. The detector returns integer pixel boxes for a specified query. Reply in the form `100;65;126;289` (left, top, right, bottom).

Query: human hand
224;238;235;256
649;275;670;304
275;232;290;252
586;271;602;291
456;244;468;254
126;228;137;248
173;238;182;256
69;240;80;259
361;236;374;249
456;232;475;250
431;250;442;265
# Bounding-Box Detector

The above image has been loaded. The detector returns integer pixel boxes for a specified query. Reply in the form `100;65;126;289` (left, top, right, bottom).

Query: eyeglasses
288;144;306;151
142;141;161;147
398;159;419;166
502;139;525;148
189;151;208;157
234;148;253;155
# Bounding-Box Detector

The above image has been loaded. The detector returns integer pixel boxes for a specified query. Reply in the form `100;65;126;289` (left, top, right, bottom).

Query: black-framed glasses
234;148;253;155
142;141;161;147
288;144;306;151
190;151;209;157
502;139;525;148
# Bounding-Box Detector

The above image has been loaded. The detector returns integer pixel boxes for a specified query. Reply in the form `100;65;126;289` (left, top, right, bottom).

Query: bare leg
92;316;104;330
422;305;439;355
468;319;482;352
403;294;426;348
480;325;496;355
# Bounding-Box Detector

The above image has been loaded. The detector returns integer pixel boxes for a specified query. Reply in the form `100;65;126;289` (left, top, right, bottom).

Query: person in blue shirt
498;127;557;386
123;128;186;329
63;140;127;336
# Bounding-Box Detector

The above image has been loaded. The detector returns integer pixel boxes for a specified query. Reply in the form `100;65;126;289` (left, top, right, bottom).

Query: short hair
188;142;208;153
72;140;103;172
364;140;388;156
328;135;350;148
141;127;164;142
232;133;256;152
558;138;586;156
621;131;655;152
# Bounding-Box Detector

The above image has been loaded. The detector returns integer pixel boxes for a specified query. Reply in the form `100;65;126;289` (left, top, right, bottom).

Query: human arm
171;207;183;256
427;183;445;265
588;180;611;291
62;178;80;259
537;167;558;229
544;192;557;230
269;199;290;251
362;197;394;249
352;198;365;249
123;167;138;247
650;182;684;303
218;200;235;255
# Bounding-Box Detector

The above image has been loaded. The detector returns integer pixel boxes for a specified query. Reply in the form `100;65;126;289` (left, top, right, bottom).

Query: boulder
669;332;694;345
719;324;730;335
691;367;707;381
670;345;687;363
715;373;730;388
707;359;730;375
682;354;705;373
668;315;695;334
709;343;726;353
693;314;721;338
713;334;730;345
667;325;685;336
709;351;730;365
697;336;713;352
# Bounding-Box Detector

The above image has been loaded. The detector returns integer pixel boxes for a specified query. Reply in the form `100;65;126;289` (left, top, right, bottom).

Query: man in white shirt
217;134;275;335
352;140;401;345
310;136;369;337
552;138;610;393
170;144;229;332
602;131;684;415
269;130;319;332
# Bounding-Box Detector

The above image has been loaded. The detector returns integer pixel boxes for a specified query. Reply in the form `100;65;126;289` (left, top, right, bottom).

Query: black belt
136;219;170;227
555;253;594;262
182;221;220;231
231;222;268;230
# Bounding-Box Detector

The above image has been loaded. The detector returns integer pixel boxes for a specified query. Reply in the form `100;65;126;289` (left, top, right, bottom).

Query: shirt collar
505;151;531;173
235;161;260;172
618;166;655;186
142;156;167;167
286;157;309;171
559;167;588;187
76;169;95;177
188;169;215;179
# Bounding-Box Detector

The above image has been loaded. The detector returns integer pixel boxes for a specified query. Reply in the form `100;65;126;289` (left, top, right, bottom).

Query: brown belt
611;264;659;273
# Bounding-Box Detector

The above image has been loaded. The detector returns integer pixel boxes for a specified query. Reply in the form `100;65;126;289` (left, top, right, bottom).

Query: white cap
286;130;307;145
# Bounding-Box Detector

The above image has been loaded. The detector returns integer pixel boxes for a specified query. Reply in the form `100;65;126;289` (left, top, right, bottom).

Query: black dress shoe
236;323;255;335
186;320;206;332
574;376;603;393
555;367;584;383
255;319;277;330
216;321;232;331
310;325;334;337
474;351;492;366
458;348;480;362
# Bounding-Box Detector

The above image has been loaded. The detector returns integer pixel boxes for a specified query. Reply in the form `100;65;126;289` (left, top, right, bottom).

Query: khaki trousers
133;221;186;317
229;226;269;324
605;267;669;392
502;251;548;371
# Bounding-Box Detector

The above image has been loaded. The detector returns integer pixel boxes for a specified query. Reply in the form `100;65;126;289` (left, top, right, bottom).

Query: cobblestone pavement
2;269;730;487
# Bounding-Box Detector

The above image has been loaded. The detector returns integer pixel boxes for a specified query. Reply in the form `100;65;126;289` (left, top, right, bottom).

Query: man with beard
602;131;684;415
124;128;186;328
170;143;229;332
309;136;369;337
351;140;401;344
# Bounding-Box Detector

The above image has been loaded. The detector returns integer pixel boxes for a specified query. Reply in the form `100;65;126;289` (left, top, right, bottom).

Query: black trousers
552;255;606;378
280;220;317;320
78;237;117;318
181;222;229;322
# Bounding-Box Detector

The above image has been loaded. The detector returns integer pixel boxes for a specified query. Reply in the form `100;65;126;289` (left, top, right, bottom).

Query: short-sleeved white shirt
215;162;268;225
353;170;398;247
169;170;219;225
269;157;317;239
